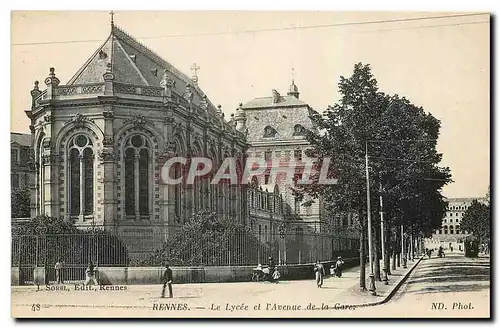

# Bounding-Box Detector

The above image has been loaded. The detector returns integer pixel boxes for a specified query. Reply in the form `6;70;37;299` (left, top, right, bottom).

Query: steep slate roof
11;132;31;147
242;94;317;143
242;95;307;109
67;24;215;110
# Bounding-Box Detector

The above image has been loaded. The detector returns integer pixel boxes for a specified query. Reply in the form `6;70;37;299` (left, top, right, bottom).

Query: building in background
424;197;488;252
240;82;358;261
11;132;33;190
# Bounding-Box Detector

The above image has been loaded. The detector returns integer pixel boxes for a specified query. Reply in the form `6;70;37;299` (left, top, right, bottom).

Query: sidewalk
328;256;423;307
11;256;423;316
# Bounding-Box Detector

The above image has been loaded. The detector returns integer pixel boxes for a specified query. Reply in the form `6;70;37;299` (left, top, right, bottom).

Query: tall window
264;151;272;161
443;226;448;234
20;148;28;163
173;163;182;219
294;196;301;214
449;226;454;235
293;149;302;160
11;148;18;165
124;135;150;217
11;173;19;189
68;134;94;216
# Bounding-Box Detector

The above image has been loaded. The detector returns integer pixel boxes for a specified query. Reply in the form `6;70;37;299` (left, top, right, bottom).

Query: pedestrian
450;245;454;253
313;260;325;288
334;256;344;278
161;264;173;298
272;267;281;283
268;257;275;272
268;256;275;282
55;260;64;284
84;261;98;286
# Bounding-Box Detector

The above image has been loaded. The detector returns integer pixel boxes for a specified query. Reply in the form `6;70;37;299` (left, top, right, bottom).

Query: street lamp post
379;182;388;285
279;224;286;265
365;140;376;295
410;232;414;261
401;224;407;268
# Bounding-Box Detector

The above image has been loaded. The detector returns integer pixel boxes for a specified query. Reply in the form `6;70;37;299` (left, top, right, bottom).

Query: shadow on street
406;255;490;295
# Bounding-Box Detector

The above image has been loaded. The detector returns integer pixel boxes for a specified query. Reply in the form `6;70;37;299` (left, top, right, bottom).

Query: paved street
356;253;491;318
12;254;490;318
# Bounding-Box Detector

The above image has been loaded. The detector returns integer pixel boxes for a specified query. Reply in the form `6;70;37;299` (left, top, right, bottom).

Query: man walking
314;260;325;288
55;260;64;284
84;261;98;286
161;264;173;298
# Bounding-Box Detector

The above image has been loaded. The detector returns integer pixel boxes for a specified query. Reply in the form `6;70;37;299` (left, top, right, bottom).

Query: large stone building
240;83;357;261
424;197;487;252
23;20;358;262
25;22;249;252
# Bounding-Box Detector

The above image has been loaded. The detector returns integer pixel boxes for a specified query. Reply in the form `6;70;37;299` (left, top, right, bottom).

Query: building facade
23;22;358;263
241;85;324;231
25;23;248;253
424;197;487;252
11;133;34;191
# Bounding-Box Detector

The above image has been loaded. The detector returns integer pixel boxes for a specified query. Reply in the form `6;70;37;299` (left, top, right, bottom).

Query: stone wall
12;258;360;286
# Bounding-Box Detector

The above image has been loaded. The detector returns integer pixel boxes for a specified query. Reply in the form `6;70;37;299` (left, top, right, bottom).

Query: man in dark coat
161;264;173;298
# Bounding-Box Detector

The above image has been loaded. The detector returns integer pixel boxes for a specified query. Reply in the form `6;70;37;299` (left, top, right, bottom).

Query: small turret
287;79;299;99
234;103;247;133
44;67;60;99
30;81;41;108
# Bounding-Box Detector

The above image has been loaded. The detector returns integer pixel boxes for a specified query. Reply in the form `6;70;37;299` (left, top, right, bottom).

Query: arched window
68;134;94;216
173;162;182;219
124;135;151;217
292;124;306;136
449;226;454;235
36;136;45;215
263;125;277;138
443;226;448;234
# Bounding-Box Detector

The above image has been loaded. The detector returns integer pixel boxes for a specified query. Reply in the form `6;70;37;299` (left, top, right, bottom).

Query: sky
10;11;490;198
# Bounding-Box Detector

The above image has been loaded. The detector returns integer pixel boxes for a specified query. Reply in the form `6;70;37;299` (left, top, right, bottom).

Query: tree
142;210;262;266
11;187;30;218
460;199;490;244
295;62;451;290
12;215;129;267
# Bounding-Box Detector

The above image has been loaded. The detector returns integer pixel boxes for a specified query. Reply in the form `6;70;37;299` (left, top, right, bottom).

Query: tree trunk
396;230;401;267
391;248;396;271
373;223;381;281
385;221;392;275
359;210;367;291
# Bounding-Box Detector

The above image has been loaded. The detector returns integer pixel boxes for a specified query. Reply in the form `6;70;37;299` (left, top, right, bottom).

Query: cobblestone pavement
11;254;489;318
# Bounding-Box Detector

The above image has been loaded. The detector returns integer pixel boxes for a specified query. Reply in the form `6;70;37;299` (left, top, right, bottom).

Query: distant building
11;132;33;190
424;197;488;252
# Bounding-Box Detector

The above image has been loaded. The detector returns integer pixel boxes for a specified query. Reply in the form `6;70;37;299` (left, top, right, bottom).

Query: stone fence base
12;258;359;286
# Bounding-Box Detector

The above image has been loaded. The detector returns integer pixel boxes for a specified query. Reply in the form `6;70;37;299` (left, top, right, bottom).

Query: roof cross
190;63;200;83
110;10;115;26
191;63;200;76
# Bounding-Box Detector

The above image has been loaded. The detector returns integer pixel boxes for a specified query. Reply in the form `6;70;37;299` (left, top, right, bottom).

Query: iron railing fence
12;231;360;272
